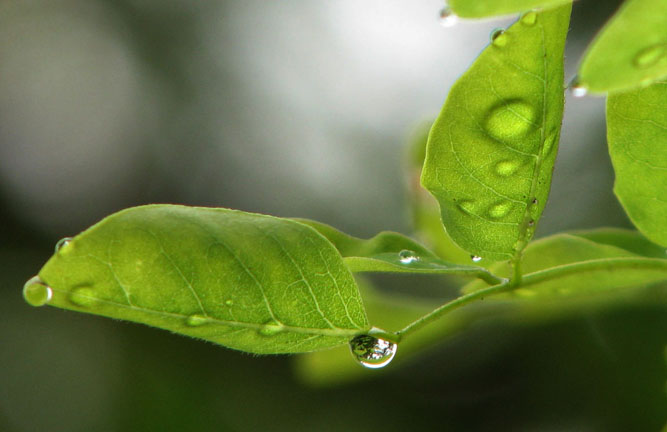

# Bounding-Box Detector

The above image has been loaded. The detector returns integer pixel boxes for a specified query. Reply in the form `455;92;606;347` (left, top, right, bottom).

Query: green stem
395;257;667;340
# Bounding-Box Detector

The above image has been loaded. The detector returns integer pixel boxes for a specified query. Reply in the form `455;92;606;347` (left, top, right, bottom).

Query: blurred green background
1;0;665;430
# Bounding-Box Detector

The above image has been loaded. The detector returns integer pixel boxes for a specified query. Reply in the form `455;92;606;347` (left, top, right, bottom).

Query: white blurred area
0;0;628;240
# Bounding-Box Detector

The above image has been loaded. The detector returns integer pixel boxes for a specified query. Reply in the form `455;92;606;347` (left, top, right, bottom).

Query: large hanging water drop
349;334;397;369
438;6;458;27
398;249;419;264
23;276;53;307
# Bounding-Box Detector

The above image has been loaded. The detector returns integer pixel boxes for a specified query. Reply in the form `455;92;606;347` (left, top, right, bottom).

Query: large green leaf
577;0;667;94
296;219;503;284
572;228;667;258
422;5;571;261
27;205;370;354
607;80;667;246
448;0;571;18
463;231;667;296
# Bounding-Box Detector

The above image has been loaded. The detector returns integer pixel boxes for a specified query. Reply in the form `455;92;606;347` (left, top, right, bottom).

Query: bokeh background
1;0;665;430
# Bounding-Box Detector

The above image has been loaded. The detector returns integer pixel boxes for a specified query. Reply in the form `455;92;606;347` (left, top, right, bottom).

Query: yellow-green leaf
27;205;370;354
448;0;571;18
422;5;571;261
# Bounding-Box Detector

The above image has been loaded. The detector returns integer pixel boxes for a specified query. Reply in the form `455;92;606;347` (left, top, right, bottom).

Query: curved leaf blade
607;80;667;246
422;5;571;261
448;0;571;18
33;205;370;354
577;0;667;94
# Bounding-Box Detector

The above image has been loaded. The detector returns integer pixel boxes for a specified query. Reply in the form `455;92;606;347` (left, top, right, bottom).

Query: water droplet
531;198;538;205
494;160;519;176
23;276;53;307
471;255;482;263
484;100;535;141
349;334;397;369
224;299;234;306
259;320;284;336
438;6;458;27
520;11;537;26
55;237;73;254
569;77;587;97
457;199;478;215
69;287;97;307
633;44;667;69
185;314;210;327
490;28;508;47
489;201;511;218
528;219;535;226
398;249;419;264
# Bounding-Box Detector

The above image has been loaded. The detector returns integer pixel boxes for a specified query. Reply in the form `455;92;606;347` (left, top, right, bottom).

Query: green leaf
29;205;370;354
448;0;571;18
422;5;571;261
607;80;667;246
296;219;503;284
571;228;667;259
577;0;667;94
463;231;667;296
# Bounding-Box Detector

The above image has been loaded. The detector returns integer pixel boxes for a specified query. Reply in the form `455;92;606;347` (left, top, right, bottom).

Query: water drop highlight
484;100;535;141
438;6;458;27
490;28;508;47
55;237;73;254
398;249;419;264
471;255;482;263
349;334;397;369
69;287;97;307
23;276;53;307
520;11;537;26
185;314;210;327
495;160;519;176
633;44;667;69
569;77;587;98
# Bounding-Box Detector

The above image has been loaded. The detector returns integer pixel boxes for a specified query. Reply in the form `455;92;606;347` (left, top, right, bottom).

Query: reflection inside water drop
439;6;458;27
23;276;53;307
349;334;397;369
398;249;419;264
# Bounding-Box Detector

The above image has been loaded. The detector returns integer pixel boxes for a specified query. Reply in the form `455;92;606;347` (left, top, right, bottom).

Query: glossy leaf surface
577;0;667;94
422;5;571;261
448;0;571;18
33;205;369;354
607;80;667;246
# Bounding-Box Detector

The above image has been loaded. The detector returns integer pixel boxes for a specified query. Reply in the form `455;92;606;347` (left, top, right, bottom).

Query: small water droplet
494;160;519;176
489;201;511;218
528;219;535;226
438;6;458;27
470;255;482;263
55;237;73;254
69;287;97;307
349;334;397;369
23;276;53;307
225;299;234;306
457;199;478;215
490;28;508;47
484;100;535;141
259;320;284;336
185;314;210;327
531;198;538;205
398;249;419;264
520;11;537;26
569;77;587;97
633;44;667;69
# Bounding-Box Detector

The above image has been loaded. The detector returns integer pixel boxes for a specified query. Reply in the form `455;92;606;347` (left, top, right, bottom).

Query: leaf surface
34;205;369;354
607;80;667;246
448;0;571;18
577;0;667;94
422;5;571;261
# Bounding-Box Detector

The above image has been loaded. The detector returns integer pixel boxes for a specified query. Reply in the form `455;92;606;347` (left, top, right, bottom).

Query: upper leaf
577;0;667;94
448;0;571;19
32;205;370;354
422;5;571;261
607;80;667;246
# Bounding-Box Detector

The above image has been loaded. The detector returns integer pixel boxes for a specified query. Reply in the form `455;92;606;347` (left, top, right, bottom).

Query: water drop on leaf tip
23;276;53;307
439;6;458;27
349;334;397;369
398;249;419;264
